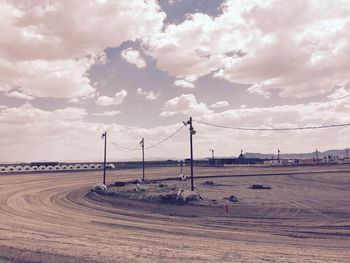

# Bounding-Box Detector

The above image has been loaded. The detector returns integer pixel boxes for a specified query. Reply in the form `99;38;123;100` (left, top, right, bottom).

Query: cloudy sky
1;0;349;162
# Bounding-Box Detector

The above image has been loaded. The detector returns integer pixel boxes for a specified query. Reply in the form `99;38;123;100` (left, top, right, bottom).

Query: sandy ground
0;165;350;262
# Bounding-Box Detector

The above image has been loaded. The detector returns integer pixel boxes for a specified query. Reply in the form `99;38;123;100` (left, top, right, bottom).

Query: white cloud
328;83;350;100
96;90;127;107
199;96;350;130
0;57;98;98
93;111;121;116
157;91;350;157
0;103;188;162
0;103;86;125
121;48;146;68
136;88;160;100
168;0;183;5
1;0;350;162
68;97;83;104
210;101;229;109
148;13;223;80
0;95;349;162
0;1;165;61
160;94;213;117
6;90;34;100
147;0;350;98
247;82;271;98
174;79;195;88
0;104;105;162
0;0;165;98
188;94;350;157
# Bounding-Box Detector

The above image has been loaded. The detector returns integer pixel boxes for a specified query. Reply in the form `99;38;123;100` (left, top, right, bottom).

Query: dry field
0;165;350;262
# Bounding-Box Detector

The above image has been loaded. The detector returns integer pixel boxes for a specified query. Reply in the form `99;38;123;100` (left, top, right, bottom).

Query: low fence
0;163;112;173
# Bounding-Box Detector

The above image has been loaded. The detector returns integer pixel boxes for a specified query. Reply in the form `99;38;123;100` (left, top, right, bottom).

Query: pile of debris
91;183;107;192
176;189;202;202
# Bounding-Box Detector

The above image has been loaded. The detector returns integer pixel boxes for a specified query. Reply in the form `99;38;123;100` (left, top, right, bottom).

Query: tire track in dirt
0;168;349;262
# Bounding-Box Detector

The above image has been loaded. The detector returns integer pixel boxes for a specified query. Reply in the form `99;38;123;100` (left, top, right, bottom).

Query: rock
178;174;187;181
135;183;145;192
176;189;202;202
229;195;238;202
131;178;143;184
91;183;107;192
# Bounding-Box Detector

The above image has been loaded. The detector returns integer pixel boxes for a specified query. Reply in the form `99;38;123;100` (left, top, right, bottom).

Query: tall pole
210;149;214;166
141;138;145;181
346;148;349;159
183;117;196;191
102;131;107;185
277;148;280;160
189;118;194;191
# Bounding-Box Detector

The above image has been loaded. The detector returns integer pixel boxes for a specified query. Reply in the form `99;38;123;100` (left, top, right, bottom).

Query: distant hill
244;149;349;159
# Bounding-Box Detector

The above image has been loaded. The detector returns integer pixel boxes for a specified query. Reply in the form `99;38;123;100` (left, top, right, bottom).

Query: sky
0;0;349;162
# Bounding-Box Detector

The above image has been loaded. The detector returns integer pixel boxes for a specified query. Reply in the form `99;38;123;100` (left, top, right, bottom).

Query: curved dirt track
0;166;350;262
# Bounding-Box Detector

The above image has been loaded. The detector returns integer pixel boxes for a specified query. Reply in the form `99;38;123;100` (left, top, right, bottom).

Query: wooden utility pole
210;149;214;166
102;131;107;185
184;117;196;191
140;138;145;181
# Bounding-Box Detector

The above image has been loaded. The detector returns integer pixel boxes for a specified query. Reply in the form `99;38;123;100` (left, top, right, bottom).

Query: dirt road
0;166;349;262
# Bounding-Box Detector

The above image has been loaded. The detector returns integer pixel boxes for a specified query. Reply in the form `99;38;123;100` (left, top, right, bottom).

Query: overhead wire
111;125;185;152
111;143;128;152
145;125;184;149
149;144;183;159
111;117;349;153
194;119;350;131
111;142;139;152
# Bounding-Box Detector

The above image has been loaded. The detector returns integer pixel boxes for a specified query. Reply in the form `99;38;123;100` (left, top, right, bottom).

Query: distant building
209;153;263;166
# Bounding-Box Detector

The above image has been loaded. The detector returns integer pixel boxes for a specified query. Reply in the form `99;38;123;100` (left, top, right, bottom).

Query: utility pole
346;148;349;159
277;148;280;160
209;149;214;166
210;149;214;159
140;138;145;181
316;149;319;162
184;117;196;191
102;131;107;185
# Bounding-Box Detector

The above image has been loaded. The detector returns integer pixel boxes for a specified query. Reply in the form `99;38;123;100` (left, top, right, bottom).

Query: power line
150;144;183;159
194;119;350;131
111;142;139;151
145;125;184;149
114;141;184;159
111;125;185;152
111;143;133;152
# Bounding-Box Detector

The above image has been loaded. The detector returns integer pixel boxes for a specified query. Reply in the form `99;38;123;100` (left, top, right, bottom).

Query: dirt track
0;166;350;262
